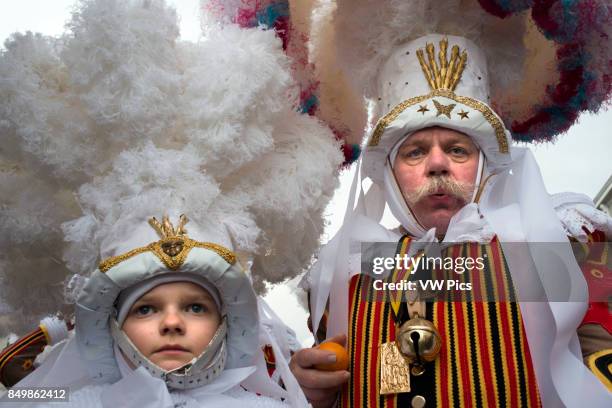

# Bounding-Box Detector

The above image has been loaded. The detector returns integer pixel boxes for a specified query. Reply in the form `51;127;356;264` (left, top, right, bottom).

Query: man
292;28;611;408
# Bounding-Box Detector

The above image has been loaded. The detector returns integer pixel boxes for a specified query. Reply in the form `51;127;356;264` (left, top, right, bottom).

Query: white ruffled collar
108;343;257;407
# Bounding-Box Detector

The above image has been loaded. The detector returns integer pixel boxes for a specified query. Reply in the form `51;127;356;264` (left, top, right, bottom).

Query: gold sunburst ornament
416;38;467;92
149;214;189;257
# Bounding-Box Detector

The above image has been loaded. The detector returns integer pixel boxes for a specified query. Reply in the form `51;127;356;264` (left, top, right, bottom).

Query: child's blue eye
188;304;206;313
135;305;154;316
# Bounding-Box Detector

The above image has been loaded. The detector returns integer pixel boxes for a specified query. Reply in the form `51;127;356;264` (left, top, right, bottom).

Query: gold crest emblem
416;38;467;92
98;214;237;272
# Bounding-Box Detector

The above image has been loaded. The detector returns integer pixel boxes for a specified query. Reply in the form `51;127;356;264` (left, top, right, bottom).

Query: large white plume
0;0;341;335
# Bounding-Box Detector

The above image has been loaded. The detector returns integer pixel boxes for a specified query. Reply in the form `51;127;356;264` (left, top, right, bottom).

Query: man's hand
289;334;350;408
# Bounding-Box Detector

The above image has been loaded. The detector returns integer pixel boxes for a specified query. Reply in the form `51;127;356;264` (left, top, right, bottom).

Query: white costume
6;214;307;408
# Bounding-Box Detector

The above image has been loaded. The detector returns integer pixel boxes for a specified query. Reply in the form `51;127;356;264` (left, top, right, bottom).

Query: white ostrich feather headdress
0;0;341;335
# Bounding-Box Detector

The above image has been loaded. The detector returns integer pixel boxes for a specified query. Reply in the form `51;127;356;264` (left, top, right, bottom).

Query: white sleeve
255;298;310;408
551;192;612;241
257;298;300;356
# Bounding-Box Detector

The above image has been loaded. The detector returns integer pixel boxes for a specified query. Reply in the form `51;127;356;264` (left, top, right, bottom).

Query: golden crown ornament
149;214;189;257
99;214;236;273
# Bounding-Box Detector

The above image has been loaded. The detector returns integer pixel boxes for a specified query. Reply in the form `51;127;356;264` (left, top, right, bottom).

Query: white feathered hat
75;211;259;389
310;0;610;151
362;34;513;181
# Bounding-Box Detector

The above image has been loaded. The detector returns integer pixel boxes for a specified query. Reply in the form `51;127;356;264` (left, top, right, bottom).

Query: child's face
122;282;221;371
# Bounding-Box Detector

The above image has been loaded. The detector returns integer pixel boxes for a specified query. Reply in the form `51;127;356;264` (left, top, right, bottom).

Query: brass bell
395;315;442;365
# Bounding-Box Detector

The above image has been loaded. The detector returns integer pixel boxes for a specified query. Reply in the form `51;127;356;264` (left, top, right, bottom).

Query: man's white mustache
404;176;474;205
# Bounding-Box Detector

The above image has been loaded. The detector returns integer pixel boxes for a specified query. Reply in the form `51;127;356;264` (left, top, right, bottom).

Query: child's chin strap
110;316;227;390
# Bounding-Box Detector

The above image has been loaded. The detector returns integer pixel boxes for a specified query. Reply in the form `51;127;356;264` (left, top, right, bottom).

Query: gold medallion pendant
380;341;411;395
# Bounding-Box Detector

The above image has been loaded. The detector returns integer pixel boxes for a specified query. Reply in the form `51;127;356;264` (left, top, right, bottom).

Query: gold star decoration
417;105;429;115
433;100;455;118
457;109;469;120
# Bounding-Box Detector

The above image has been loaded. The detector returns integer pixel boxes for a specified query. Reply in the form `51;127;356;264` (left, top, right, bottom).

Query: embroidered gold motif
99;247;151;272
98;215;237;272
433;100;455;118
368;89;508;154
591;269;603;279
193;242;237;265
21;359;33;371
457;109;470;120
149;239;194;270
149;214;189;257
380;342;411;395
416;38;467;92
417;105;429;115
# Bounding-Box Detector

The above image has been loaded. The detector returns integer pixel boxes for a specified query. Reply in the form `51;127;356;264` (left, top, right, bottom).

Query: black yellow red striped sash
0;326;48;386
338;238;541;408
388;235;427;317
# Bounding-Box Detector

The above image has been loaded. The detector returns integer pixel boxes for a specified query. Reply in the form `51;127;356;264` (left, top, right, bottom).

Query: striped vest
336;237;542;408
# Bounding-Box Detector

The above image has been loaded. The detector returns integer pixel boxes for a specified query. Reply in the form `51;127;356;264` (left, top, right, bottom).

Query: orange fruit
314;341;349;371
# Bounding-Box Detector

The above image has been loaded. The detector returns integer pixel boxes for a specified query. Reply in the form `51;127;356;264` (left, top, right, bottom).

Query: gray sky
2;0;611;346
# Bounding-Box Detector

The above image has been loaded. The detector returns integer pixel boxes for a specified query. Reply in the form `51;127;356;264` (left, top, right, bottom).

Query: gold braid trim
371;93;433;145
99;247;151;273
99;237;236;273
368;89;509;154
192;242;237;265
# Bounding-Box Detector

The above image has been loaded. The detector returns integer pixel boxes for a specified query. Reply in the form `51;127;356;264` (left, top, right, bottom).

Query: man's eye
135;305;155;316
449;146;468;155
188;303;206;314
402;148;423;158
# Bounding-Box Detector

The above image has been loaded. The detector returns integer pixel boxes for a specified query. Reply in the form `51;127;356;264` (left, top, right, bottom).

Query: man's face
122;282;221;371
392;127;479;237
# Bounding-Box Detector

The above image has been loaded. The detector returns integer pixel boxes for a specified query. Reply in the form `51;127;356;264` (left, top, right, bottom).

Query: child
0;0;340;405
5;214;307;407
